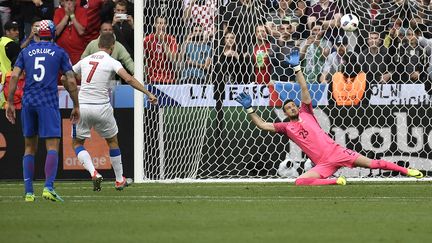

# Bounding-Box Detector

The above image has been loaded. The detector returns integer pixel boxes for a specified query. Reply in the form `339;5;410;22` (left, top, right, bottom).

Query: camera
115;13;128;20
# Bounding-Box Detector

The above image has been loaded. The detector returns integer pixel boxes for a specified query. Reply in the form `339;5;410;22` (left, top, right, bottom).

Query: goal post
133;0;431;183
133;0;144;183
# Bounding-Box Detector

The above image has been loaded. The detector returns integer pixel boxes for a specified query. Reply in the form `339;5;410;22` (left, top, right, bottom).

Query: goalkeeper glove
235;92;255;114
285;49;301;72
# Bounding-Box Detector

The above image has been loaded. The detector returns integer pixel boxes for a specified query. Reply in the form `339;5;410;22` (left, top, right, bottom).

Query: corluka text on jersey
28;48;56;57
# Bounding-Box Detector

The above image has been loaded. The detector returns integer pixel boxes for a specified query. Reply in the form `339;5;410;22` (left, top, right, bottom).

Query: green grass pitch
1;181;431;243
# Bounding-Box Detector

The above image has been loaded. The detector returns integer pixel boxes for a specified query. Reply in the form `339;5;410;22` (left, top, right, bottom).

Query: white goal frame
132;1;431;183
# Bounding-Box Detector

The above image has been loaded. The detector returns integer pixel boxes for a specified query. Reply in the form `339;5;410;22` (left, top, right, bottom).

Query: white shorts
73;103;118;139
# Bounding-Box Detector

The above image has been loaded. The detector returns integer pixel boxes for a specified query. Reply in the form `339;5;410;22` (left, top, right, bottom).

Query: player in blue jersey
5;20;80;202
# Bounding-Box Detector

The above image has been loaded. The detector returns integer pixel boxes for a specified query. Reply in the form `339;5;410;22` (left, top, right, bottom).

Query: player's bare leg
354;155;423;178
106;135;131;190
73;139;103;191
294;170;345;186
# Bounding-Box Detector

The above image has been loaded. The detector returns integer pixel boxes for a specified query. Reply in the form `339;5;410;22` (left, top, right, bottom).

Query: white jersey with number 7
73;51;123;104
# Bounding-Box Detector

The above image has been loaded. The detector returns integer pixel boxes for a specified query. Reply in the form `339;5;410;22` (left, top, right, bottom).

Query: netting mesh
141;0;432;180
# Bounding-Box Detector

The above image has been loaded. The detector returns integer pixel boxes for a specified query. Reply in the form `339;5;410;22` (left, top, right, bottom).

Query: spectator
268;22;298;82
219;31;241;84
418;33;432;92
266;0;308;39
0;0;12;36
80;0;104;45
293;0;310;40
253;25;271;84
384;18;402;49
358;31;393;83
299;23;331;83
224;0;267;84
266;0;297;24
183;0;216;38
81;21;134;75
332;52;366;106
112;0;134;58
409;0;432;38
100;0;133;24
0;20;20;85
393;28;428;83
13;0;54;39
3;70;24;109
180;24;212;84
320;35;348;83
20;17;41;49
54;0;87;65
212;30;240;139
32;0;54;20
347;0;398;52
144;16;178;84
265;0;279;11
307;0;341;41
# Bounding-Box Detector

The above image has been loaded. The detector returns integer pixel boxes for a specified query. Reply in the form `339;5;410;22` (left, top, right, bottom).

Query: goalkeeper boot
42;187;64;202
24;193;35;202
115;176;132;191
336;176;347;186
92;171;103;192
407;168;424;179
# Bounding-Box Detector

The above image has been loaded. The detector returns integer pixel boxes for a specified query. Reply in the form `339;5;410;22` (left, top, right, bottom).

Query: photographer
112;0;133;58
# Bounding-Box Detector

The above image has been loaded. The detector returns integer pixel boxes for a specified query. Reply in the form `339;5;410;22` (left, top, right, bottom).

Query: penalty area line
0;195;430;203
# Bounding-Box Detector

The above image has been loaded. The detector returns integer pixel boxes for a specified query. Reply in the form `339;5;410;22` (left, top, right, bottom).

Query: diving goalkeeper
235;50;424;185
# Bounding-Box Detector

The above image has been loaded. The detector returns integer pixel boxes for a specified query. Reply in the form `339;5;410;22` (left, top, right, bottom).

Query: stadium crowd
1;0;432;108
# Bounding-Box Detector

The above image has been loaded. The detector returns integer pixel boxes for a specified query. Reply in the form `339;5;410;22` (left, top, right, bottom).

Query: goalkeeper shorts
309;148;361;179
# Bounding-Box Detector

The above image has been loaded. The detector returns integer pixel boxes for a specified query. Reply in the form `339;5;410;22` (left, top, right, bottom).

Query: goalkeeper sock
110;148;123;182
44;150;58;190
23;154;35;193
370;159;408;174
295;178;338;186
75;146;96;177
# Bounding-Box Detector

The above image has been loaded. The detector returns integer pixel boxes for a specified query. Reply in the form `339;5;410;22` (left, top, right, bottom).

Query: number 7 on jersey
86;61;99;83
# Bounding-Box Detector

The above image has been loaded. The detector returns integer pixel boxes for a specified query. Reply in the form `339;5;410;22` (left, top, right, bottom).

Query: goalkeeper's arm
286;49;312;105
248;112;276;132
295;68;312;105
235;92;276;132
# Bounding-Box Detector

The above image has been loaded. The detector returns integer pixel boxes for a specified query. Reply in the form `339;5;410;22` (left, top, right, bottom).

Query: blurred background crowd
1;0;432;107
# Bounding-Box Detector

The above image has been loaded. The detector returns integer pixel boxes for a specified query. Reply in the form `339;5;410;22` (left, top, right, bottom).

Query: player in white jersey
69;32;157;191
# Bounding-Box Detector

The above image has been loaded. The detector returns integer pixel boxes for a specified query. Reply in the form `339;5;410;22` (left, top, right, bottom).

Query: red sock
295;178;338;186
369;160;408;174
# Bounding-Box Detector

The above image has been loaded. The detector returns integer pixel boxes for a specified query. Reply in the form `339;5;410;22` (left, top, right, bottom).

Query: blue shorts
21;106;61;138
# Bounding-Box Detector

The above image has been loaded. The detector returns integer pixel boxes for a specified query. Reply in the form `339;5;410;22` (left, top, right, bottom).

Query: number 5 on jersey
33;57;46;82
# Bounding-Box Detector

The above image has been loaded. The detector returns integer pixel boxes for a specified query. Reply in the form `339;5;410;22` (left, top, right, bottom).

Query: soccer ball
303;158;313;171
277;159;299;178
340;14;359;32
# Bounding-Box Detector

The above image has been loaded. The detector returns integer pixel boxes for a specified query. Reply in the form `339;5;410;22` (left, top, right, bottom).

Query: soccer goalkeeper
235;50;424;185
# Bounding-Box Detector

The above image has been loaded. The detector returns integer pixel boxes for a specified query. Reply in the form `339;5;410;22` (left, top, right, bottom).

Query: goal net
135;0;432;182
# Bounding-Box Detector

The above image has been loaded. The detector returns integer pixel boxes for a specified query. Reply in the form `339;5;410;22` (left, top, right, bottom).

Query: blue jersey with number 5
15;41;72;108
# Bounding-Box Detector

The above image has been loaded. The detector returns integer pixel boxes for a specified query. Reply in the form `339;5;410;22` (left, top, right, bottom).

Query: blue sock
23;155;35;194
44;150;58;190
74;145;85;156
109;148;121;157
